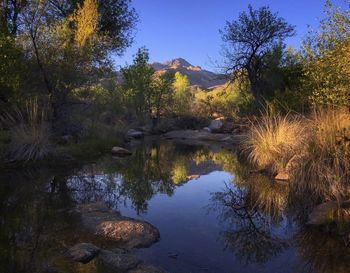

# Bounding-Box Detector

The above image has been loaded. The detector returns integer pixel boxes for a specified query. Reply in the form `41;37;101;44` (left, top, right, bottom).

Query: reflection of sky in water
3;140;350;273
118;171;300;273
67;163;301;273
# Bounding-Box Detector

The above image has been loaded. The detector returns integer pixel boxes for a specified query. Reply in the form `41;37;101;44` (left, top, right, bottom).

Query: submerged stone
99;249;142;272
65;243;100;264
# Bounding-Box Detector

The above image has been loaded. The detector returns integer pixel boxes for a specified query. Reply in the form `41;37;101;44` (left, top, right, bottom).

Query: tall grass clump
293;108;350;201
242;112;308;173
1;99;52;161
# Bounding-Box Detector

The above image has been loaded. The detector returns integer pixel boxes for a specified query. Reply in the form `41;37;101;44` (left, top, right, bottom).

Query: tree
121;47;155;121
0;0;137;132
73;0;99;48
151;71;175;121
302;0;350;107
220;5;295;105
172;72;193;114
0;32;25;103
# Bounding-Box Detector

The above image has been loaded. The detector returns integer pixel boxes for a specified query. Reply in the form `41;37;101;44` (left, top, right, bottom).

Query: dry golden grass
1;99;52;161
293;108;350;200
242;113;308;173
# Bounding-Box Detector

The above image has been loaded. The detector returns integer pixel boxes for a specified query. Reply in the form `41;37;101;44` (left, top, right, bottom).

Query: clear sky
116;0;348;71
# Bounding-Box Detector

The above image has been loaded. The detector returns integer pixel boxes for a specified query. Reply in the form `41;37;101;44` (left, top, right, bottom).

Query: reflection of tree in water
0;169;81;273
118;141;176;213
66;140;203;214
210;176;290;264
295;226;350;273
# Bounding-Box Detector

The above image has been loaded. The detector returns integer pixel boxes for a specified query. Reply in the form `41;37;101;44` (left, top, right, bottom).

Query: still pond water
1;138;350;273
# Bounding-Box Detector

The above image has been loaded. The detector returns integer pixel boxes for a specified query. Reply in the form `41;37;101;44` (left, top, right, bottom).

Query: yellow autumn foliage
73;0;99;47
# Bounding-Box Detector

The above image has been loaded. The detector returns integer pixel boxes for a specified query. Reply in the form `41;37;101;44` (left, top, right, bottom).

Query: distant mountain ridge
151;58;227;89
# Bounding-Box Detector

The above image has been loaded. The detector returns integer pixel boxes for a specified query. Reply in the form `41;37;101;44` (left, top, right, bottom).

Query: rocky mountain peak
151;58;227;89
165;58;192;69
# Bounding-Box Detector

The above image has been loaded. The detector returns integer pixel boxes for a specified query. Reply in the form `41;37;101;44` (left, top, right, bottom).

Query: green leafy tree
0;33;25;104
302;0;350;107
151;71;175;121
121;47;155;121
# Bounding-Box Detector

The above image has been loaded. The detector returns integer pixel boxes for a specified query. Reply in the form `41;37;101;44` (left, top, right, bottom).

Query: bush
242;112;307;173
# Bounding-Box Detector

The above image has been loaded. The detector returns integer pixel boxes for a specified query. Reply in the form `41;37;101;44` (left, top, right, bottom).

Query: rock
127;129;145;139
96;218;160;248
163;130;239;144
221;122;235;133
111;248;130;255
78;203;160;248
209;120;224;133
201;127;212;133
275;170;289;181
78;201;112;214
135;126;151;133
111;146;132;156
308;201;339;225
65;243;100;264
128;265;168;273
99;250;142;272
186;174;200;180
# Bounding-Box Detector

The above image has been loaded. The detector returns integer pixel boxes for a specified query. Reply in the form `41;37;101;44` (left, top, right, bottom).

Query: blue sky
116;0;348;71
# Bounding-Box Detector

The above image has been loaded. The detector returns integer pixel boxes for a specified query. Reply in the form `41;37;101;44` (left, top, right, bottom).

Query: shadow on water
1;138;350;273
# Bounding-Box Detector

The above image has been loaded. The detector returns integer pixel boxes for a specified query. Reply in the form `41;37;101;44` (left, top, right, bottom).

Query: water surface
1;138;349;273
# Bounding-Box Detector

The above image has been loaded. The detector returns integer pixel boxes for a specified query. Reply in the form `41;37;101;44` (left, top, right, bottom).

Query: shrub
242;112;307;173
1;99;52;161
293;108;350;200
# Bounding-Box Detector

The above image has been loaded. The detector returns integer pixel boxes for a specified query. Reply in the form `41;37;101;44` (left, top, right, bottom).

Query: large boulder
111;147;132;156
208;120;224;133
65;243;100;264
78;203;160;248
96;218;160;248
99;250;142;272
